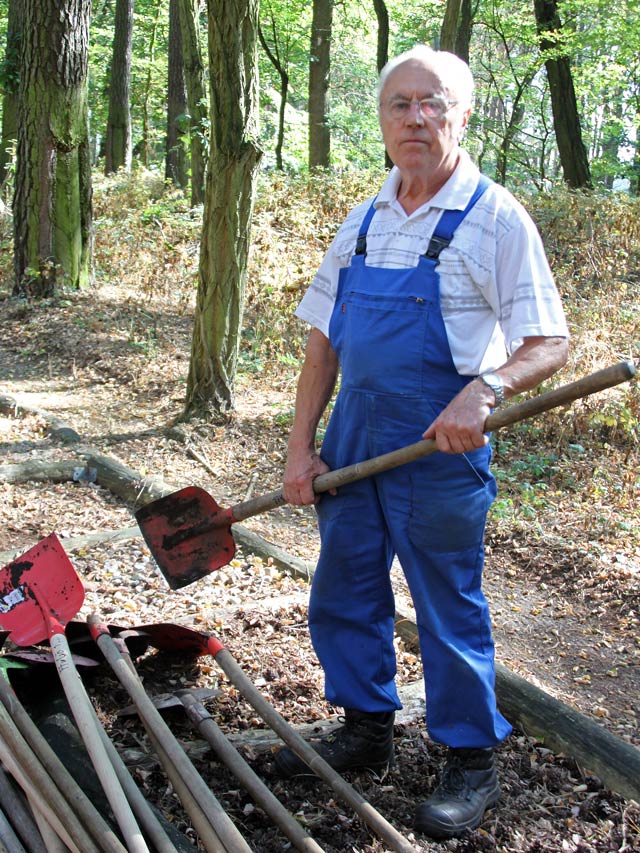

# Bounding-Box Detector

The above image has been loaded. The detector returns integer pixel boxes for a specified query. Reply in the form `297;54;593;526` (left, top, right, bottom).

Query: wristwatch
479;372;505;406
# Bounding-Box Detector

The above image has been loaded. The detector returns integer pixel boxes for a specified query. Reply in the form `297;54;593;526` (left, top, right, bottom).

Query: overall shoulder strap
424;174;492;260
354;200;378;256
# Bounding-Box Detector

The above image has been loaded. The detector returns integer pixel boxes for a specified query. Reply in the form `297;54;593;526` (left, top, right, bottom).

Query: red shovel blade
0;533;85;646
112;621;225;659
135;486;236;590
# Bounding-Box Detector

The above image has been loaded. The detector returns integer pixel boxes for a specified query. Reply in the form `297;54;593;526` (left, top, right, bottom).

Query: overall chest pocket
333;290;431;397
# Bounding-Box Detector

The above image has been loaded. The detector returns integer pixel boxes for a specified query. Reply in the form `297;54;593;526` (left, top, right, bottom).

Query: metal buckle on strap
355;234;367;255
424;234;451;260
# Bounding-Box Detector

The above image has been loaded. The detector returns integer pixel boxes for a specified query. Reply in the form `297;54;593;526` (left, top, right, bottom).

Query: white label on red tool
0;586;26;613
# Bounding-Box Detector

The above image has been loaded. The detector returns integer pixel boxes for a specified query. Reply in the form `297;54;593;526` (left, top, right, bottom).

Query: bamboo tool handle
0;701;97;853
231;360;635;522
113;637;226;853
0;766;47;853
87;704;180;853
178;691;325;853
0;804;28;853
210;645;418;853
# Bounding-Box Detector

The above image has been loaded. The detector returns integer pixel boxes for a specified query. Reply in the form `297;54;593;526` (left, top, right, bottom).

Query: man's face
378;58;470;178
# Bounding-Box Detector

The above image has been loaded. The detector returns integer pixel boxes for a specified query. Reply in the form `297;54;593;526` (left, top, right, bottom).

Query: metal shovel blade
135;486;236;589
0;534;85;646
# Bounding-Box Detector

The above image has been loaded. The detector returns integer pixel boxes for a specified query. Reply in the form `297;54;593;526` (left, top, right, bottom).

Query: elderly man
273;45;569;839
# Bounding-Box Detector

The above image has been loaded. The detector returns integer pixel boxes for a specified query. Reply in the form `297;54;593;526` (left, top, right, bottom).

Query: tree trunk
372;0;392;170
455;0;472;63
166;0;189;188
598;95;624;190
440;0;461;51
533;0;592;189
178;0;208;206
632;119;640;196
258;22;289;172
140;3;161;168
0;0;24;187
13;0;92;296
308;0;332;171
104;0;133;175
372;0;388;74
184;0;262;417
439;0;471;62
495;69;536;185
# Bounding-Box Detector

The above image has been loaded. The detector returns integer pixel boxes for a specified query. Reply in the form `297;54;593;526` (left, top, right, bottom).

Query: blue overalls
309;176;512;748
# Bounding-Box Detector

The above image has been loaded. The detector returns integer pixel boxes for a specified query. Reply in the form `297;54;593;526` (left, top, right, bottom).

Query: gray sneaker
273;709;395;777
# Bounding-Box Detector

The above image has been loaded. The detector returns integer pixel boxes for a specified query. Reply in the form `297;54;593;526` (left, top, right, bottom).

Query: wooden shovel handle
231;360;635;523
48;633;149;853
88;616;252;853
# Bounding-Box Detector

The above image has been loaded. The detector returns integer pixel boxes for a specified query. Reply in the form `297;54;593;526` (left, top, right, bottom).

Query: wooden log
0;461;78;484
79;450;175;506
0;395;81;443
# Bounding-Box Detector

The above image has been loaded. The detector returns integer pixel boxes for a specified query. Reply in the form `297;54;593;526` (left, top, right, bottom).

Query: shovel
122;621;419;853
136;360;636;589
0;534;148;853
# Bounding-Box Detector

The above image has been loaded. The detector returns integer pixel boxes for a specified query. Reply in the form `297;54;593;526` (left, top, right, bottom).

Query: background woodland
0;3;638;849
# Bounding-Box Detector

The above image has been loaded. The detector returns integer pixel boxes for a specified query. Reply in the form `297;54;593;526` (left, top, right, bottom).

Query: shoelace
438;763;471;797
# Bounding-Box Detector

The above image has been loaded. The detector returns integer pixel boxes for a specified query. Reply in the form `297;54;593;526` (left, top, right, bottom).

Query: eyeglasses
383;96;458;121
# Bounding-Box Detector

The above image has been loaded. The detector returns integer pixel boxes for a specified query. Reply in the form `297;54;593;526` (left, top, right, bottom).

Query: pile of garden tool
0;534;418;853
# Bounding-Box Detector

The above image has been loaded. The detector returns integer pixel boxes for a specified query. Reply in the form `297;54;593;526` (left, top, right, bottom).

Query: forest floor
0;175;639;852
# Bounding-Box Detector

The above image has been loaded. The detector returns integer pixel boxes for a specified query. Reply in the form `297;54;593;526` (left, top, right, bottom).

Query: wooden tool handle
232;360;635;523
88;616;253;853
49;634;150;853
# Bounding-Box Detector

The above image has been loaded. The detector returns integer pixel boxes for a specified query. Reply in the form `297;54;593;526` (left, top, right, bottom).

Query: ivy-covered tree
13;0;92;296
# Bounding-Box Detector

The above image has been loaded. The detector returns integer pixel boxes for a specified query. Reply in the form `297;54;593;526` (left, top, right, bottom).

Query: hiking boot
273;709;395;777
414;747;500;839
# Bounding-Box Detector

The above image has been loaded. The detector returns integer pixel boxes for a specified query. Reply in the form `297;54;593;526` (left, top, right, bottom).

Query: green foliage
0;0;638;186
0;29;19;95
244;169;385;372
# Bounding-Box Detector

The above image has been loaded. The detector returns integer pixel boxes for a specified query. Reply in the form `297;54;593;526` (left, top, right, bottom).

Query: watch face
482;374;504;403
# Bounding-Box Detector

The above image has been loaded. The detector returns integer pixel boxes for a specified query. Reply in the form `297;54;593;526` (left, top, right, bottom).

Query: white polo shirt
295;151;569;376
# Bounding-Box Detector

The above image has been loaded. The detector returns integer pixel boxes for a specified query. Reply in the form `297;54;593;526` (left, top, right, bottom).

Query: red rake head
135;487;237;590
0;534;85;646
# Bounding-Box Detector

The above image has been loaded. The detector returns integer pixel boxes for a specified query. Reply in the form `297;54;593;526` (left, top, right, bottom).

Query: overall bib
309;177;512;748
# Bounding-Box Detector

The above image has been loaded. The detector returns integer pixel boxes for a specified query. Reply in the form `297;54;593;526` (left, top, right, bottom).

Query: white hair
377;45;475;111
